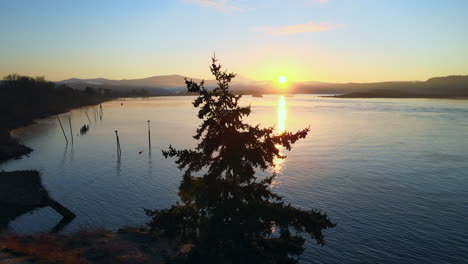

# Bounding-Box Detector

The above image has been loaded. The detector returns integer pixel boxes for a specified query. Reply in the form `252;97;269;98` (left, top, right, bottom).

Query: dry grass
0;228;170;264
0;233;88;263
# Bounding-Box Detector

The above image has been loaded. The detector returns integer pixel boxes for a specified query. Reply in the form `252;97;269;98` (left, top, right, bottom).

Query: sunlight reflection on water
271;95;288;188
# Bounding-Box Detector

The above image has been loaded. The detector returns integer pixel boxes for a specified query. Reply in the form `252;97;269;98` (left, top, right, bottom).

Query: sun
278;75;287;84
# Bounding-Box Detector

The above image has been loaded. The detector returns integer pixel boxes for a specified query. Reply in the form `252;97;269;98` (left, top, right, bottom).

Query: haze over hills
58;75;468;97
59;75;206;94
292;75;468;97
58;74;269;95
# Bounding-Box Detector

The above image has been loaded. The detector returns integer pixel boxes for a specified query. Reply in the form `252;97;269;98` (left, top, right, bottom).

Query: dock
0;170;75;231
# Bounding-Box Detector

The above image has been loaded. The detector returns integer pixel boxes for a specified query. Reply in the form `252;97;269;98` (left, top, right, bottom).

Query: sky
1;0;467;83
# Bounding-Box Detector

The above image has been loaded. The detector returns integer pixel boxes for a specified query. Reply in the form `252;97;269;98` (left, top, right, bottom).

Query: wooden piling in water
100;104;103;120
57;115;68;145
85;110;91;123
115;130;121;156
68;116;74;145
147;120;151;149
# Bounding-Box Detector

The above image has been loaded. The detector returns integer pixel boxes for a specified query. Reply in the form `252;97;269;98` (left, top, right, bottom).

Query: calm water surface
1;95;467;263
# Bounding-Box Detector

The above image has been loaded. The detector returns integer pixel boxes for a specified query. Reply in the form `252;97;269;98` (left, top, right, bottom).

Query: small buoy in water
138;150;143;154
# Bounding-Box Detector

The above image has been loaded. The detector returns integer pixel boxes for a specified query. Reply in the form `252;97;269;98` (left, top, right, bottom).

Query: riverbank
0;140;32;164
0;96;112;163
0;84;114;233
0;227;176;264
0;74;121;163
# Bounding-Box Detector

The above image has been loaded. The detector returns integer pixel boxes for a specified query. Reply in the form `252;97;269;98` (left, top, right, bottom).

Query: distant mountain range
58;75;468;97
58;74;268;95
292;75;468;97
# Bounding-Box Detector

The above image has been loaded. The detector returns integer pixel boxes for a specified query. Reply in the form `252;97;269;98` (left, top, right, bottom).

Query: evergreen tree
146;57;335;263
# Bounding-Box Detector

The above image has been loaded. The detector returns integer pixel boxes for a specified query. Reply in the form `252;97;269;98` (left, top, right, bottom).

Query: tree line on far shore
0;74;99;133
0;74;151;138
0;74;110;144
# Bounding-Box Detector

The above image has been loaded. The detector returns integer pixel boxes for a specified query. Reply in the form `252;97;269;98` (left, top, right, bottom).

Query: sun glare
278;75;287;84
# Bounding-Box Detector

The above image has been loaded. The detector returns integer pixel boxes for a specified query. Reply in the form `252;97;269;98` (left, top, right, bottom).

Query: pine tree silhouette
146;57;335;264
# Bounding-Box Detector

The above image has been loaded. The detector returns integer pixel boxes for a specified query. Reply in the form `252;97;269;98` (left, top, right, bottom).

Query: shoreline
0;97;115;236
0;227;174;264
0;97;113;164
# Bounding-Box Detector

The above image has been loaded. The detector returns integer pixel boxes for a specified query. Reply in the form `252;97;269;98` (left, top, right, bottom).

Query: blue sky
1;0;467;82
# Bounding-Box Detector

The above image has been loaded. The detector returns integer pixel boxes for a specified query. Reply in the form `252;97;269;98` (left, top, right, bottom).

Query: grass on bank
0;227;172;264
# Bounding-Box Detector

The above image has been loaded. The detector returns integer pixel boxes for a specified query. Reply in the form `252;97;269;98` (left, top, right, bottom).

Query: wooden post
57;115;68;145
115;130;119;155
94;108;97;122
147;120;151;150
68;116;74;145
115;130;121;156
85;110;91;123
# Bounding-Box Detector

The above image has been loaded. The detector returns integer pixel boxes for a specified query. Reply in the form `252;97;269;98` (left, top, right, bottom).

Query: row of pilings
56;104;152;158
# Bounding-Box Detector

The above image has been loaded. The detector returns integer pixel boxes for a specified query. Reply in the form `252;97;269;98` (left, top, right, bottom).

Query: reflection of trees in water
146;58;335;263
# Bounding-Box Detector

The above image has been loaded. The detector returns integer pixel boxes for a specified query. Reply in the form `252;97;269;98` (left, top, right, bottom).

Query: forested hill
0;74;114;160
291;75;468;97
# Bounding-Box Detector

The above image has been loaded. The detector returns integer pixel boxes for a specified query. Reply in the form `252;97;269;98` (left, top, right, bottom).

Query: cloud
185;0;327;12
185;0;253;12
260;22;337;35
